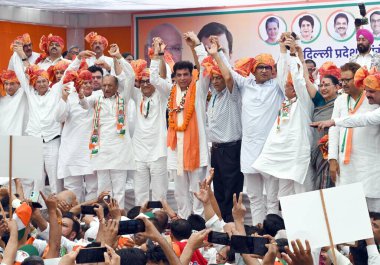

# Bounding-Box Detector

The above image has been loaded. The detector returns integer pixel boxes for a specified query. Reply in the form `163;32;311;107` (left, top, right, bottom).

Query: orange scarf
167;81;200;172
342;92;366;164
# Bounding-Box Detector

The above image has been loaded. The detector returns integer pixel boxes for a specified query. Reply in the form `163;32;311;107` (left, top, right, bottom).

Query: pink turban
356;29;374;45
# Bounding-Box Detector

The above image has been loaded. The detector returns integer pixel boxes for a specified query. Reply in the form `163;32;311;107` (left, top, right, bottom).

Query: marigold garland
167;82;196;132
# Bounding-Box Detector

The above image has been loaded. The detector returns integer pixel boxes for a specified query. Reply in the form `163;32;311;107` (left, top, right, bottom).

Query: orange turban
148;48;175;72
85;32;108;49
35;34;65;64
131;59;148;81
0;70;19;97
234;54;275;77
318;61;341;80
9;33;32;51
201;56;222;77
354;66;370;89
47;60;70;84
63;70;92;92
141;68;150;79
364;71;380;91
62;70;78;85
26;65;49;88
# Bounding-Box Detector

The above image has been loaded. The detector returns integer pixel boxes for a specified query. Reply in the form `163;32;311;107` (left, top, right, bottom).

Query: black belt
212;140;241;149
43;135;60;143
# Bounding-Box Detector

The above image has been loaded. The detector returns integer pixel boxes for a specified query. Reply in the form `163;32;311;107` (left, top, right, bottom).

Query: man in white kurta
0;70;28;136
219;49;286;225
128;61;169;206
150;33;209;218
85;32;115;75
12;49;66;195
54;52;100;203
253;41;314;197
328;64;380;212
79;52;135;210
8;33;39;71
36;34;68;71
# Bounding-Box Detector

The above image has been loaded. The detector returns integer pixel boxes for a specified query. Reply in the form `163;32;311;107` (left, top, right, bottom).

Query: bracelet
22;58;28;61
158;52;165;56
217;48;223;52
195;43;201;47
290;53;297;57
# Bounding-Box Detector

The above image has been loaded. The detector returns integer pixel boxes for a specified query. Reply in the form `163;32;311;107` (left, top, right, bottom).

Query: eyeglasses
318;83;332;88
140;79;151;85
340;77;354;84
256;65;272;71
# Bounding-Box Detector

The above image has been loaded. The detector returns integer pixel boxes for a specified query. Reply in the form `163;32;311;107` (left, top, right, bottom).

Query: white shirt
328;93;380;198
8;51;39;71
220;52;286;174
80;58;136;171
86;55;115;75
349;50;380;70
0;87;28;136
149;45;209;171
38;56;69;71
334;106;380;127
12;52;62;142
253;56;314;183
55;90;102;179
130;82;169;162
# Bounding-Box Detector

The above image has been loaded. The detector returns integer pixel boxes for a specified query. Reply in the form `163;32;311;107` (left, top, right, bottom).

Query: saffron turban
85;32;109;49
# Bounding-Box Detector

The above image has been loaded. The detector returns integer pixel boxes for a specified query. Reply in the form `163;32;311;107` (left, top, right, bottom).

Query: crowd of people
0;20;379;265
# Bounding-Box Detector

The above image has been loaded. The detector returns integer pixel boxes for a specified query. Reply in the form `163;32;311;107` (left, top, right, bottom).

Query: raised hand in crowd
2;218;18;265
58;247;80;265
180;228;211;264
77;50;96;60
109;43;122;59
232;192;246;233
282;239;314;265
95;59;111;72
183;31;201;48
104;244;121;265
105;198;122;221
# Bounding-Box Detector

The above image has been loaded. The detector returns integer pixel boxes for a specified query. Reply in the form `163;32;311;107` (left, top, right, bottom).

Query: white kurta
131;87;169;162
253;56;314;184
149;45;209;171
86;55;115;75
328;94;380;198
219;52;286;174
80;58;136;171
12;53;62;141
38;57;69;71
335;106;380;127
0;88;28;136
55;91;102;179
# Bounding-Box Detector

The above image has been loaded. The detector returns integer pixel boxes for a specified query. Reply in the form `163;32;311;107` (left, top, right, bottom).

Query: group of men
1;22;380;228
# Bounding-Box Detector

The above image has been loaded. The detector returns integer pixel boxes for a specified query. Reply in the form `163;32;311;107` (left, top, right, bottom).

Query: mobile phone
80;205;99;215
147;201;163;209
29;191;43;208
75;247;106;264
118;219;145;235
104;195;110;203
207;231;230;246
230;235;269;256
285;32;298;50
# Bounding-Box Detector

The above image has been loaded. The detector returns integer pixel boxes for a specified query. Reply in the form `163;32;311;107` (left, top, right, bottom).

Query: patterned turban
85;32;109;49
0;70;20;97
26;65;49;88
131;59;148;81
201;56;222;77
318;61;341;80
35;34;65;64
9;33;32;51
47;60;70;84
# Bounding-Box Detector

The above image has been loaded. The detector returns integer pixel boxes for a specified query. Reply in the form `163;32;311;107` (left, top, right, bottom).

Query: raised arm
54;87;71;123
150;39;172;93
276;35;289;93
11;48;30;92
295;45;318;99
206;37;233;92
334;107;380;127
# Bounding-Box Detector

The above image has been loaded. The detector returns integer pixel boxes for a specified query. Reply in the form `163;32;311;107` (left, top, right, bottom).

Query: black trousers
211;140;244;222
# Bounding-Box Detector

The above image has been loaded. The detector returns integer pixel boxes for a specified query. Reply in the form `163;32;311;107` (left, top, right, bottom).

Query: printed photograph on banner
198;22;233;60
143;23;183;64
292;13;321;43
326;10;355;42
258;14;287;45
367;7;380;39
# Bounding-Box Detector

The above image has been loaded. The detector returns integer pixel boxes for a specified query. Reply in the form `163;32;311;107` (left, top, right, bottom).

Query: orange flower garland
167;82;196;132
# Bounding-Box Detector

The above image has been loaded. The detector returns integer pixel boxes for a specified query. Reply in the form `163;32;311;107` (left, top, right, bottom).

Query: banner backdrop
134;1;380;67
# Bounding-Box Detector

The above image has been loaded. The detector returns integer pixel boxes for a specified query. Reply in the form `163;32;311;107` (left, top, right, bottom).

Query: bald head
57;190;78;208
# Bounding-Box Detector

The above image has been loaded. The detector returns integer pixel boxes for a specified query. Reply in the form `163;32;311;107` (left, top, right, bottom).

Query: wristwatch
290;53;296;57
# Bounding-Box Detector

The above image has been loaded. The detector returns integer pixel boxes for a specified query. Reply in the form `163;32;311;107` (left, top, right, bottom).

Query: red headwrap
234;54;275;77
131;59;148;81
201;56;222;77
47;60;70;85
9;33;32;51
35;34;64;64
26;65;49;88
63;70;92;92
148;48;175;72
318;61;341;80
0;70;20;97
85;32;109;49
